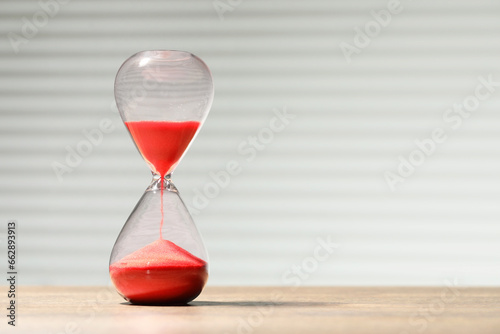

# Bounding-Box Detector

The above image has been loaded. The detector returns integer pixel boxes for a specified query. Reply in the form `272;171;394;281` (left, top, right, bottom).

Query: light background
1;0;499;286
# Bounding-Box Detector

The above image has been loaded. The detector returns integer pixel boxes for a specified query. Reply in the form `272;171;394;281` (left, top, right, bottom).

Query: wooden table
3;286;500;333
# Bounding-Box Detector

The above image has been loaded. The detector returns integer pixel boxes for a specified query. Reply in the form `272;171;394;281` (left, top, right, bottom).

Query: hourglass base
110;239;208;305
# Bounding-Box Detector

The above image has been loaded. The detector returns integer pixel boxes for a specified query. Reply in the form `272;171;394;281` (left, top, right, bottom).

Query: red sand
125;120;200;176
114;120;206;304
110;239;208;305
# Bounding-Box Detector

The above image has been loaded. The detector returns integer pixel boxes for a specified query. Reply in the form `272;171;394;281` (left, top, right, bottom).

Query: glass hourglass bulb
109;50;214;305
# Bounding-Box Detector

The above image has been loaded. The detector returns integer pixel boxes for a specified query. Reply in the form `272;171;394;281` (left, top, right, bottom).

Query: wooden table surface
3;286;499;333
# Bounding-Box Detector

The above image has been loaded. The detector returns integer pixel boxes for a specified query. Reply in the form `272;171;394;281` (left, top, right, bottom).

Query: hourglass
109;50;213;305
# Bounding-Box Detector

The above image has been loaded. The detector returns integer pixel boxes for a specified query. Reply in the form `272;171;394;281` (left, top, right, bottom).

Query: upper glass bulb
114;50;214;176
115;50;214;123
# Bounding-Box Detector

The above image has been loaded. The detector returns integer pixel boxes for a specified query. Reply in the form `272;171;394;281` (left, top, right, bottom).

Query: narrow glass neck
147;173;177;192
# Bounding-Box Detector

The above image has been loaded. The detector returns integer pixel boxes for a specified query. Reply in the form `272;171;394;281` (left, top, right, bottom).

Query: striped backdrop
0;0;499;286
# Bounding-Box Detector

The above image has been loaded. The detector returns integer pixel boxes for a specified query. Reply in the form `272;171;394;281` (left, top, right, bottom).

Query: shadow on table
121;300;335;307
